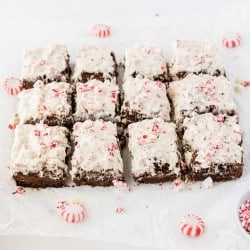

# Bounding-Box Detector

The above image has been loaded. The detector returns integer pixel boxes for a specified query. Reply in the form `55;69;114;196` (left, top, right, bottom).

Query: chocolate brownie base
133;163;178;183
185;164;243;182
13;172;66;188
22;56;71;89
131;71;168;83
167;68;226;82
73;170;124;187
74;52;118;83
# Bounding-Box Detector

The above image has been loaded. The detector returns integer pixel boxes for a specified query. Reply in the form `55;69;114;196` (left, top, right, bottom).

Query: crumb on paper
202;177;213;189
234;84;244;93
172;179;186;192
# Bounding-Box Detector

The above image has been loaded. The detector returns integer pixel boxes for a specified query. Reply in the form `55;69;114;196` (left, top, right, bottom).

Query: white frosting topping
168;40;225;76
21;44;69;81
121;76;170;120
72;45;116;81
128;118;179;176
74;78;118;120
168;74;236;120
18;80;73;124
124;45;167;80
11;124;69;179
183;113;243;169
71;120;123;176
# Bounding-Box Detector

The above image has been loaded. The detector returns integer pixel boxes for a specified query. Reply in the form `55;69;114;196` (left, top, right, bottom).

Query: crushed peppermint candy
172;179;186;192
202;177;214;189
115;206;124;214
12;186;25;195
239;199;250;234
112;179;131;191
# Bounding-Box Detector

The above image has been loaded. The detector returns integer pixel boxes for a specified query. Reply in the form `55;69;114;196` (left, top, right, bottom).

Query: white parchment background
0;0;250;249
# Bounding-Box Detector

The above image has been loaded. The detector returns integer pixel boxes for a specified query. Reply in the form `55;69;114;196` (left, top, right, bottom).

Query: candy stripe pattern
222;32;242;48
3;77;23;96
61;203;86;223
92;24;111;38
179;214;205;237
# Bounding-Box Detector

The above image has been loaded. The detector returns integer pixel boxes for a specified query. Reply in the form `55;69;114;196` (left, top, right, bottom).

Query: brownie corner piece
10;123;70;188
71;120;124;186
182;113;243;182
71;45;117;83
128;118;180;183
124;45;167;82
168;40;225;81
21;44;71;88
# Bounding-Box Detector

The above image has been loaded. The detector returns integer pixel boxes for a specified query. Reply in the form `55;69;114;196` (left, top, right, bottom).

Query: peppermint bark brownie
72;45;117;83
71;120;124;186
18;80;73;127
182;113;243;181
21;44;71;89
168;40;225;81
10;123;70;188
128;118;180;183
121;76;171;124
168;74;236;122
124;45;167;82
74;78;119;122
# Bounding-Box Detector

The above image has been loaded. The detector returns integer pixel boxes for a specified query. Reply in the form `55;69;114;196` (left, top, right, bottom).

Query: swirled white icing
18;80;73;124
121;76;170;120
21;44;69;82
168;40;225;77
71;120;123;177
72;45;116;82
183;113;243;170
74;78;118;120
124;45;167;80
128;118;179;177
168;74;236;120
11;123;70;179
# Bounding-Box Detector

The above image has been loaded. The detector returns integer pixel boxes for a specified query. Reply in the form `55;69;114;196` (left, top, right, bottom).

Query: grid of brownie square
128;118;180;183
71;120;124;186
21;44;71;89
18;80;74;128
182;113;243;181
74;78;119;122
121;76;171;124
167;74;236;123
168;40;225;81
124;45;167;82
10;123;70;188
72;45;117;83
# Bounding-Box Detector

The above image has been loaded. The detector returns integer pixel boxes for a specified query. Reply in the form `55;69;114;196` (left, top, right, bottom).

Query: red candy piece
112;179;131;191
60;202;86;223
92;24;111;38
239;199;250;233
222;32;242;48
179;214;205;237
115;206;124;213
3;77;23;96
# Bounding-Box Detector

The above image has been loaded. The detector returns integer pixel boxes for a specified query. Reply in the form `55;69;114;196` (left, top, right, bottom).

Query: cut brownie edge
133;173;177;184
185;164;243;182
73;170;124;187
13;172;66;188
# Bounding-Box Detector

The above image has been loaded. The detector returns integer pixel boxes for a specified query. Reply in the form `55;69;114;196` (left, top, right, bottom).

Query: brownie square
168;74;236;123
168;40;225;81
72;45;117;83
121;76;171;124
10;124;70;188
182;113;243;181
74;78;119;122
21;44;71;89
128;118;180;183
124;45;167;82
71;120;124;186
18;80;74;127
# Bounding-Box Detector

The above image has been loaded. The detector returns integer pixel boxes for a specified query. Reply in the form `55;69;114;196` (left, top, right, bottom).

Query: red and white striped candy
222;32;242;48
179;214;205;237
61;202;86;223
115;206;124;213
92;24;111;38
3;77;23;96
